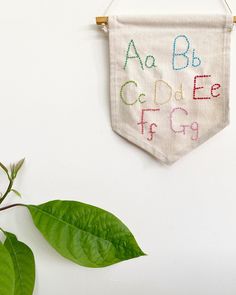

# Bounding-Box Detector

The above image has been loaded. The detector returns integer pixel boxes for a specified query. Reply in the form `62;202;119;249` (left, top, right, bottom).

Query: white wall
0;0;235;294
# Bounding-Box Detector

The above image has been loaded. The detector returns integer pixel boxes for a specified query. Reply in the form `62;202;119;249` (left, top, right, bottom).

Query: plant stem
0;179;14;205
0;203;24;212
0;161;14;205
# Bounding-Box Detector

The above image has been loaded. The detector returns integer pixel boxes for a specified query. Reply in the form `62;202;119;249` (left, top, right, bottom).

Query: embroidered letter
193;75;211;100
175;84;184;101
192;49;201;67
173;35;201;70
147;123;158;141
170;107;199;141
172;35;190;71
124;40;144;70
145;55;157;69
138;93;146;104
211;83;221;98
191;122;199;141
120;80;146;105
154;80;172;105
170;107;189;134
137;109;160;141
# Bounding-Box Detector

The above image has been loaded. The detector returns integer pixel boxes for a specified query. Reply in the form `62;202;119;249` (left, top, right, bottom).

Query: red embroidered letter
211;83;221;98
193;75;211;100
137;109;160;141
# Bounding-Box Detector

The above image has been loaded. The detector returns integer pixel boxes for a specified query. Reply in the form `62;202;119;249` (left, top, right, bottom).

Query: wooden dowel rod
96;16;236;25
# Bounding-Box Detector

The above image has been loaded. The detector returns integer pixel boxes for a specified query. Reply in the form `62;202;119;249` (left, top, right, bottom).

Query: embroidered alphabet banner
108;14;233;164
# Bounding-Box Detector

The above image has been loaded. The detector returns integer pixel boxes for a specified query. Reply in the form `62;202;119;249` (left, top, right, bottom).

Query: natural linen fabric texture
108;14;233;164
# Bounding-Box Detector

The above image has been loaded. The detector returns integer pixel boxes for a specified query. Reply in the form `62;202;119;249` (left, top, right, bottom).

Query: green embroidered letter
124;40;144;70
145;55;157;69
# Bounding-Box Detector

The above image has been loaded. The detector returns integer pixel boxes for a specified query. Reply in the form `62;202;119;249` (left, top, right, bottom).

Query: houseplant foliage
0;159;145;295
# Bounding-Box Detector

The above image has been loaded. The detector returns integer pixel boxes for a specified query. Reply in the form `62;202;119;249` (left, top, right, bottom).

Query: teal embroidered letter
192;49;201;67
172;35;190;71
145;55;157;69
124;40;144;70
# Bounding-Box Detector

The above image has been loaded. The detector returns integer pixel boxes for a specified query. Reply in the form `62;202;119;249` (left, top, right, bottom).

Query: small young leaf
10;164;15;177
0;162;9;175
14;159;25;174
28;200;145;268
11;189;22;198
0;241;15;295
4;232;35;295
11;159;25;179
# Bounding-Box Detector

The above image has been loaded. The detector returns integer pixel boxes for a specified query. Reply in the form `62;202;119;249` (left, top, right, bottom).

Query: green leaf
0;241;15;295
11;189;22;198
0;162;9;175
4;232;35;295
28;200;145;268
10;164;15;179
0;161;11;181
11;159;25;179
14;159;25;174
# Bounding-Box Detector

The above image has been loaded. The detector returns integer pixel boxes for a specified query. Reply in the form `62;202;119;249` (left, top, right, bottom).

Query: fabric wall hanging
96;2;235;164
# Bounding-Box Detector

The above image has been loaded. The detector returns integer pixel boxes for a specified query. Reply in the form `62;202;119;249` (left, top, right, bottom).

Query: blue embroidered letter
192;49;201;67
172;35;190;71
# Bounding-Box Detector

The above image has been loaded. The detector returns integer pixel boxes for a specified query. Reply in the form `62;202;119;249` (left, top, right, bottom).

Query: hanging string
99;0;116;33
100;0;233;26
223;0;233;14
103;0;116;15
103;0;233;15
